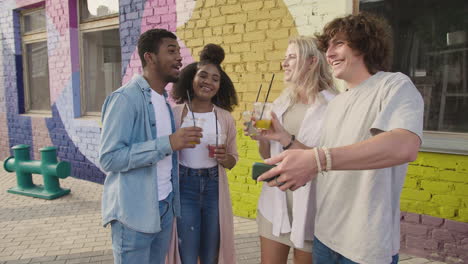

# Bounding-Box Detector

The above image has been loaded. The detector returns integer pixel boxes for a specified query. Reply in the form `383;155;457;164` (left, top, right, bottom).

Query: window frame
78;1;120;117
356;0;468;155
20;7;51;116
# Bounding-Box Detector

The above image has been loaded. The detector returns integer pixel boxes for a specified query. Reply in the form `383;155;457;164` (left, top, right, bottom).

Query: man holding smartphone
259;12;424;264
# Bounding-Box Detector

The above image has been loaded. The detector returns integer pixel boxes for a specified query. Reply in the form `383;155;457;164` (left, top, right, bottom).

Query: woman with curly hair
171;43;238;264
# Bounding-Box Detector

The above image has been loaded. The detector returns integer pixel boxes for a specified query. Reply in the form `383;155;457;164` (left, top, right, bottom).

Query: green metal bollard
3;144;71;199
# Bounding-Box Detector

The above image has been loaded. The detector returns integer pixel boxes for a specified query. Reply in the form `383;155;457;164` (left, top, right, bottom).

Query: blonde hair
282;36;338;104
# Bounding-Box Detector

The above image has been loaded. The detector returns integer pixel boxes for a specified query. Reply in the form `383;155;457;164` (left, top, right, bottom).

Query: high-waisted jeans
177;164;220;264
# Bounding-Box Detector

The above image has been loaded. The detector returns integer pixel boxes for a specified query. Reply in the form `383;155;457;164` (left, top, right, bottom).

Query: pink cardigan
166;104;238;264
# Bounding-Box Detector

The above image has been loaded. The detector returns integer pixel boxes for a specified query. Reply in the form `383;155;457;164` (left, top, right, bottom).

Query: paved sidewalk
0;171;445;264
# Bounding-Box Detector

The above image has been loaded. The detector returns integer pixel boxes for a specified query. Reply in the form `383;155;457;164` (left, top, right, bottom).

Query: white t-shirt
179;110;222;169
151;90;173;201
315;72;424;264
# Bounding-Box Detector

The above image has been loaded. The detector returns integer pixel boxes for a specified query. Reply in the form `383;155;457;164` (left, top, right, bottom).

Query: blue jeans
111;192;174;264
177;165;220;264
313;237;399;264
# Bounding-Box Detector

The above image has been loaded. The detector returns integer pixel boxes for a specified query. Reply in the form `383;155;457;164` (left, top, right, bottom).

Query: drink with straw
207;133;226;158
182;116;204;144
254;74;275;130
185;90;203;144
253;102;273;130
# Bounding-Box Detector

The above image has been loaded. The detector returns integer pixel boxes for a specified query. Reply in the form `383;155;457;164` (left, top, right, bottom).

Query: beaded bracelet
322;147;332;171
313;147;323;174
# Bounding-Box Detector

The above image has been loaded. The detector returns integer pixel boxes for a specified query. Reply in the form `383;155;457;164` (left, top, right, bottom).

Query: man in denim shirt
99;29;203;264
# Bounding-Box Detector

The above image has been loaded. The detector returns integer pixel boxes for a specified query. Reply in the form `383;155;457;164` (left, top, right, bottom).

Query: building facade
0;0;466;262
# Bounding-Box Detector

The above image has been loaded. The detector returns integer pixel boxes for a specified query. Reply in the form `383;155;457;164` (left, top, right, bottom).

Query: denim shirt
99;75;180;233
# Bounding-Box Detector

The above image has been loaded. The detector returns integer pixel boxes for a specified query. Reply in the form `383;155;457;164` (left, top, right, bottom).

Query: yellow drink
189;141;200;145
255;119;272;130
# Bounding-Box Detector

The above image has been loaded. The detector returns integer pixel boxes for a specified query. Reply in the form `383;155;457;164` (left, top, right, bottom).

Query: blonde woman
246;36;338;263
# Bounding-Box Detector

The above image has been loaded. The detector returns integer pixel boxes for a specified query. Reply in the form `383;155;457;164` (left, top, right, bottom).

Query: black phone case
252;162;278;182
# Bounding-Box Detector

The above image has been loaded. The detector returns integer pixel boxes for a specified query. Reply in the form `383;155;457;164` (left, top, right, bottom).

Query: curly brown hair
315;12;393;74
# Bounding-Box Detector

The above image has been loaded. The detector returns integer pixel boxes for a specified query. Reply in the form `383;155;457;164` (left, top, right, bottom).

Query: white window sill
421;131;468;155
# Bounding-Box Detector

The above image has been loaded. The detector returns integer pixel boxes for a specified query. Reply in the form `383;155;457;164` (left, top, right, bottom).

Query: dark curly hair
315;12;393;74
172;44;238;112
138;29;177;68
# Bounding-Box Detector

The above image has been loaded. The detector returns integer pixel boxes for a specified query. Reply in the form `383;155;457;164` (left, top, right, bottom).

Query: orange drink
255;119;272;130
253;102;273;130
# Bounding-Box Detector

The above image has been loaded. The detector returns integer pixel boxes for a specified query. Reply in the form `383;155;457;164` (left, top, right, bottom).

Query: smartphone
252;162;278;182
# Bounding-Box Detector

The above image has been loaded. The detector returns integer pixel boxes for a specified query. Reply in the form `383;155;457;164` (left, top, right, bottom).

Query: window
360;0;468;154
79;0;121;116
20;8;51;114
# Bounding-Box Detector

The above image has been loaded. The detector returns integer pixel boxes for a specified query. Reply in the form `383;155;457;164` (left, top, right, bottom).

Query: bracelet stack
314;147;332;175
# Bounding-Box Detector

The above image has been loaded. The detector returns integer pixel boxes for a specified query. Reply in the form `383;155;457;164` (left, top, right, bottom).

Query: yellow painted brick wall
403;152;468;222
228;131;264;218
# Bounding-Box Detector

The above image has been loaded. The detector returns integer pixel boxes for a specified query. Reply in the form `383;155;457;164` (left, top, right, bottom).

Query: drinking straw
248;84;262;123
255;84;263;102
186;90;196;126
259;74;275;120
214;109;219;146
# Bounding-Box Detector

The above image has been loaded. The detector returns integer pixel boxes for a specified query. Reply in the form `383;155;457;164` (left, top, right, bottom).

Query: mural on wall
1;0;102;182
0;0;467;223
0;0;325;187
1;0;467;261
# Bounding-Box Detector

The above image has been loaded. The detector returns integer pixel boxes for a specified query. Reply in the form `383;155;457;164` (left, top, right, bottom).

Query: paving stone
3;260;31;264
64;257;90;264
38;260;65;264
0;171;448;264
400;258;433;264
28;256;56;263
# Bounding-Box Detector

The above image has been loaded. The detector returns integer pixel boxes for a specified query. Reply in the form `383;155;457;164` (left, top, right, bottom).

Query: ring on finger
275;176;285;187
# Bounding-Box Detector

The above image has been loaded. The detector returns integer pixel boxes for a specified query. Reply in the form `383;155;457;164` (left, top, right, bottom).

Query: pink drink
208;145;217;158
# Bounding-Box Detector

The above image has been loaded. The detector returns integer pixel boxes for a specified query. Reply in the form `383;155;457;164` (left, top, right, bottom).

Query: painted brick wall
0;0;354;217
403;152;468;222
0;113;9;159
0;0;467;261
400;212;468;263
0;0;105;183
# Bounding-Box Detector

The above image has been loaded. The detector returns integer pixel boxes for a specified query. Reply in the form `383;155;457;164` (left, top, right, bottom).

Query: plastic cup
182;116;205;144
253;102;273;130
206;133;226;158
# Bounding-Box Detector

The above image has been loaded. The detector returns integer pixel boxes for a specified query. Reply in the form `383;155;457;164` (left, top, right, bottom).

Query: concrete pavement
0;170;446;264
